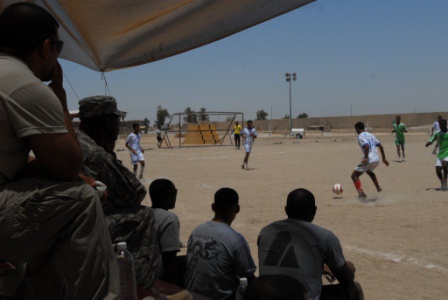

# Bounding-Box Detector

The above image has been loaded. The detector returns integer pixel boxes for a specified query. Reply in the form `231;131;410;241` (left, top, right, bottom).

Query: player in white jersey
241;120;258;170
431;115;442;155
126;123;145;179
351;122;389;199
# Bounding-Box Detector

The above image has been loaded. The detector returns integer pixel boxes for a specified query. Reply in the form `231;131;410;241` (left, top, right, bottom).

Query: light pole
285;72;297;132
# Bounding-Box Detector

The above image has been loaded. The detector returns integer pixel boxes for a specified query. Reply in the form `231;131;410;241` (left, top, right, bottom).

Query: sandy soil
115;130;448;300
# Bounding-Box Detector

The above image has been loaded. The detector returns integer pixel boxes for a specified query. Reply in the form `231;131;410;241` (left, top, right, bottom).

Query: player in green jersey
426;119;448;190
392;116;407;162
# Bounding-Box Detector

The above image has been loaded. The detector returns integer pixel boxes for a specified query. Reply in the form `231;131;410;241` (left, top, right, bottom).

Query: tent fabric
0;0;315;72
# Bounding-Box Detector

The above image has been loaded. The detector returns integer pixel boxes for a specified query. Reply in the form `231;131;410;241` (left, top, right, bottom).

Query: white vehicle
290;128;305;139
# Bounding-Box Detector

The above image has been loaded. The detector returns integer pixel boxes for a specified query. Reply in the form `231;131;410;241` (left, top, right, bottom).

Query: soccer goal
160;111;244;148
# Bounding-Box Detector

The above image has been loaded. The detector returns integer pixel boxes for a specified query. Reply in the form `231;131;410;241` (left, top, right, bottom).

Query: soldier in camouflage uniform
77;96;162;288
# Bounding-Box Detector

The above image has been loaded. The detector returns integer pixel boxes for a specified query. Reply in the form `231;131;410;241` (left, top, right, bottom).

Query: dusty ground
115;130;447;300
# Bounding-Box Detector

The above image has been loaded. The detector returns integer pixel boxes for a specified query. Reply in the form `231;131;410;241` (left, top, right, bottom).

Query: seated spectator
244;275;308;300
149;179;181;284
257;188;364;300
77;95;162;288
0;4;118;299
185;188;256;299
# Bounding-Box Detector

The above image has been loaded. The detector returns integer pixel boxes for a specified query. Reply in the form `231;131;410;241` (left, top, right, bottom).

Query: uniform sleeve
375;137;381;146
358;135;367;147
126;134;132;144
323;231;346;269
84;149;147;208
6;83;66;138
159;214;181;253
233;235;257;277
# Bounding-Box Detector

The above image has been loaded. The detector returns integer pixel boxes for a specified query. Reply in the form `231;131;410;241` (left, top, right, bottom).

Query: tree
297;112;308;119
183;107;197;124
198;107;210;121
155;105;170;128
256;109;268;120
283;114;289;119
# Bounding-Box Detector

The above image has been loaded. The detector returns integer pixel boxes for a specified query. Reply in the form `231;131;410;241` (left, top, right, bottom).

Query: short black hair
244;275;308;300
354;122;365;130
214;188;239;213
132;123;140;129
440;119;447;127
0;3;59;56
247;120;253;124
286;188;316;219
149;179;176;205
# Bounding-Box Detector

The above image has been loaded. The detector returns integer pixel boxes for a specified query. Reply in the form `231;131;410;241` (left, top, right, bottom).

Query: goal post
161;111;244;148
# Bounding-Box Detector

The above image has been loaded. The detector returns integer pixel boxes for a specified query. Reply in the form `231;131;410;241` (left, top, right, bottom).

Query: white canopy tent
0;0;315;72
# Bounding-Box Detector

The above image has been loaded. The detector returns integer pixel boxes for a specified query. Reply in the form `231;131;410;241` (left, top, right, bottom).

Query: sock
140;166;145;177
354;180;362;191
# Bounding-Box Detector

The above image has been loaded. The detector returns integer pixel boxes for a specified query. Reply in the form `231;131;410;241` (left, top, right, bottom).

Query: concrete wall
74;112;446;136
209;112;447;133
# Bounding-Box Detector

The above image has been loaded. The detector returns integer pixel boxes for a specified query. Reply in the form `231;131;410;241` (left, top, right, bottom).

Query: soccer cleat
358;192;367;200
245;165;250;170
139;175;143;179
241;164;245;170
377;187;383;192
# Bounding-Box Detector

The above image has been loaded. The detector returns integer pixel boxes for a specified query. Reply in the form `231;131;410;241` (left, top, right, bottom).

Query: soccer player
232;121;242;150
126;123;145;179
392;115;407;162
426;119;448;190
431;115;442;155
241;120;258;170
156;126;163;148
352;122;389;199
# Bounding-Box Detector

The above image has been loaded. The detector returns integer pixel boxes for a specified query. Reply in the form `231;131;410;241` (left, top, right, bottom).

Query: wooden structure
184;124;220;144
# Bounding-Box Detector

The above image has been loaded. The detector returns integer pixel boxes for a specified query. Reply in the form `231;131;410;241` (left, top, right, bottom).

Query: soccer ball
333;184;343;195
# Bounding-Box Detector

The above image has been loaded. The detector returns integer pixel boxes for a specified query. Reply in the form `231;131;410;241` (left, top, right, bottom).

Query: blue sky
60;0;448;123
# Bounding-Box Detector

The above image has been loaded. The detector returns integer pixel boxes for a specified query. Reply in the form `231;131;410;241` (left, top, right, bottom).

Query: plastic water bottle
235;277;248;300
116;242;137;300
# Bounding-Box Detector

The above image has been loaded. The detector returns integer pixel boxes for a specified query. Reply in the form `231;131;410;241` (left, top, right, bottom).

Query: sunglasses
50;39;64;54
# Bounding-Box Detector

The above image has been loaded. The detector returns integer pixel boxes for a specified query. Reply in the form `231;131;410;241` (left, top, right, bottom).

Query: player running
126;123;145;179
241;120;257;170
431;115;442;155
352;122;389;199
392;116;407;162
425;118;448;190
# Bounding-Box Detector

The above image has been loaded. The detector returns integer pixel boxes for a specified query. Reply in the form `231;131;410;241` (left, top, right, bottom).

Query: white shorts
435;156;448;167
354;161;379;173
130;151;144;164
244;143;253;153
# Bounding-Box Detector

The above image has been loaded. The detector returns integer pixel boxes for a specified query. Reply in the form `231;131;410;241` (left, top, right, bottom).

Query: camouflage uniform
77;96;162;289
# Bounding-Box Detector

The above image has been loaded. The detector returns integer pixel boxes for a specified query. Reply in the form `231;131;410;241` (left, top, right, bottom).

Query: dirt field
115;130;447;299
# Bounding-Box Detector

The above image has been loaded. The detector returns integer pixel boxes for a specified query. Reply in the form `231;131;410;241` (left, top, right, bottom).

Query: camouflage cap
79;96;123;118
